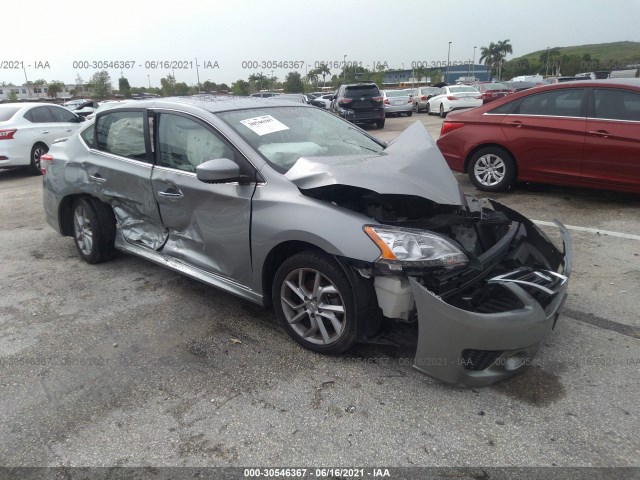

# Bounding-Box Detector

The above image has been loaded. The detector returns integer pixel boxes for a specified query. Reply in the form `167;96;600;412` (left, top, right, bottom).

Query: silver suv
42;97;571;386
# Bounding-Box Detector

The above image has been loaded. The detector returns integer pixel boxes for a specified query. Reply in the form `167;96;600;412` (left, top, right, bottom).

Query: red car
437;79;640;193
474;82;513;104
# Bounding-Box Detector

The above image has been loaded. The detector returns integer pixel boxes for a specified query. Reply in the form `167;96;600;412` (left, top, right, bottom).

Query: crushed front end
362;196;572;386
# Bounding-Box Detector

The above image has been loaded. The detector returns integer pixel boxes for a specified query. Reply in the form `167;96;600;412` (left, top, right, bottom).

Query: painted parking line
533;220;640;241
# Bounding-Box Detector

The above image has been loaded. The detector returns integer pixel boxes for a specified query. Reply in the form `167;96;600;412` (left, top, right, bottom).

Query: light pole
446;41;452;84
195;58;201;92
271;70;274;90
343;55;347;80
545;47;550;76
147;75;151;88
472;46;477;80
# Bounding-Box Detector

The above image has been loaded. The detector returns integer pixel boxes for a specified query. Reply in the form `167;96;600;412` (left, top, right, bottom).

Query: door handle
506;121;523;128
89;174;107;183
65;129;73;132
158;189;184;199
41;131;50;134
588;130;610;139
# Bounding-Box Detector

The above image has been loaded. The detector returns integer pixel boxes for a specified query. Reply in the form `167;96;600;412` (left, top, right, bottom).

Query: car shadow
0;167;35;181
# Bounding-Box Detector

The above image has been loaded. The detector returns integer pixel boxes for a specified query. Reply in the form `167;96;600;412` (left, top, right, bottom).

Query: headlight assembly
364;225;468;267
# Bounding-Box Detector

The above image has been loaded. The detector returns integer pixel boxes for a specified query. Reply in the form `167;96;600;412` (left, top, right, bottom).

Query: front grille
489;268;567;309
461;349;503;371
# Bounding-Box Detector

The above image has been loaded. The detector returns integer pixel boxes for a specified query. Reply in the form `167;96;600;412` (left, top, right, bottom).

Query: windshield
218;106;385;173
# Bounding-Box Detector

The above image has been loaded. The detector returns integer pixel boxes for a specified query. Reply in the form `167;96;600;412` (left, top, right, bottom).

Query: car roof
0;102;63;110
100;95;313;114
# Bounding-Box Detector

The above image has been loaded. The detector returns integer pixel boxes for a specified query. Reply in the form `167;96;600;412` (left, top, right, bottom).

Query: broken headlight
364;225;468;267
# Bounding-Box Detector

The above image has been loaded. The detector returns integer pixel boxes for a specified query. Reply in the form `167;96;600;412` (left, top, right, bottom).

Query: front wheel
29;143;48;175
72;197;116;264
439;104;447;118
272;251;358;354
376;119;385;128
468;147;516;192
426;103;431;115
406;111;413;117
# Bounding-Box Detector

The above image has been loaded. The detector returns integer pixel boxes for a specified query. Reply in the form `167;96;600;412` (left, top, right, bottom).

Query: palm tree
495;39;513;80
479;43;498;80
248;72;267;92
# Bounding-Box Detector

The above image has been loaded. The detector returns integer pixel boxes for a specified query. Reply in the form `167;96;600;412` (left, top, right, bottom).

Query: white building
0;83;92;102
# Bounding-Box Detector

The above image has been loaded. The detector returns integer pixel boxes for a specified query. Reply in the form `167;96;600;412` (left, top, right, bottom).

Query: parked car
41;97;571;386
437;79;640;193
272;93;309;104
330;83;385;128
0;103;84;174
250;92;280;98
309;93;334;109
403;88;418;98
502;81;545;93
381;90;413;117
426;85;482;117
473;82;513;104
413;86;440;112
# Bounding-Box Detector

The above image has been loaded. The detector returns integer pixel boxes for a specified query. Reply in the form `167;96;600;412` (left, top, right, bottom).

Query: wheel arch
58;194;102;237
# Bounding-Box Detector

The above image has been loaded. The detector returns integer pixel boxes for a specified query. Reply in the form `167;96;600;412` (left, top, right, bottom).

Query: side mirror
196;158;247;184
78;116;86;122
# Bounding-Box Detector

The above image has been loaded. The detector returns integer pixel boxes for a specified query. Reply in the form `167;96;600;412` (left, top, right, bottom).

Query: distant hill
501;41;639;78
514;41;640;66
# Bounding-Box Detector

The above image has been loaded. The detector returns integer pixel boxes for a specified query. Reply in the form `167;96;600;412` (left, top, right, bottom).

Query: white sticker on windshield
239;115;289;136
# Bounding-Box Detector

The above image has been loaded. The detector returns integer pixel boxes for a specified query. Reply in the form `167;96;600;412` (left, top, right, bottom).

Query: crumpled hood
285;121;462;206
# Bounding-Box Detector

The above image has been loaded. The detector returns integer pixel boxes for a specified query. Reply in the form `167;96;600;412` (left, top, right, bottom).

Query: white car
381;90;413;117
0;103;84;174
310;93;335;109
426;85;482;117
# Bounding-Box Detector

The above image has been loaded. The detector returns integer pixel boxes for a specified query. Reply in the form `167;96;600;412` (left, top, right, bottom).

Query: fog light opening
504;352;529;371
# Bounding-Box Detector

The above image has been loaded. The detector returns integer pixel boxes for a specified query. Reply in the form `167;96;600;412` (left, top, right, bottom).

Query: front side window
516;88;585;117
156;113;236;173
593;89;640;121
48;106;77;123
218;106;384;173
96;111;147;161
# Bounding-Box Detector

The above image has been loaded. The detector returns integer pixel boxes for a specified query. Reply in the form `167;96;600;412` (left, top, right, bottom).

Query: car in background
250;92;280;98
0;103;84;174
426;85;482;117
502;81;545;93
309;93;334;109
85;100;136;120
330;83;385;128
272;93;309;104
413;86;440;112
403;88;417;98
41;96;571;386
381;90;413;117
474;82;513;104
62;99;93;110
437;79;640;193
63;99;99;118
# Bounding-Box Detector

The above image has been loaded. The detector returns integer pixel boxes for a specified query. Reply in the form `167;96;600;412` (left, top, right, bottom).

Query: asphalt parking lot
0;113;638;470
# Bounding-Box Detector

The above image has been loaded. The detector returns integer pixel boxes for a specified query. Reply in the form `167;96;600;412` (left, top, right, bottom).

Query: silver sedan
42;97;571;386
381;90;413;117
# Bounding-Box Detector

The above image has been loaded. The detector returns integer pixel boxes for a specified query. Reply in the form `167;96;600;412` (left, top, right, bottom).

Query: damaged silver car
42;97;571;386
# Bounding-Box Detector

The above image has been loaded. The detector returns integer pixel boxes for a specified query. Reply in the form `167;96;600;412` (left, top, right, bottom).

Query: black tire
439;104;447;118
29;143;48;175
72;197;116;264
468;146;516;192
426;103;431;115
414;103;420;113
376;119;385;129
406;111;413;117
272;251;359;355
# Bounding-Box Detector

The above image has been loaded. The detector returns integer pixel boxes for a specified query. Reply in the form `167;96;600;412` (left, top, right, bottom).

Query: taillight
447;96;456;101
40;153;53;174
372;96;383;102
384;99;390;105
338;98;353;105
0;129;17;140
440;122;465;136
475;95;482;99
421;96;427;100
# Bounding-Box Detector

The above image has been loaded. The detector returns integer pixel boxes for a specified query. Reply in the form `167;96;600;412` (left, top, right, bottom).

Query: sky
2;0;639;88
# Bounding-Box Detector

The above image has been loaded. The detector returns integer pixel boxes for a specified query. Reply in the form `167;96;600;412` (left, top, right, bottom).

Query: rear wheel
376;118;385;128
273;251;359;354
72;197;116;264
29;143;48;175
406;111;412;117
439;104;447;118
468;147;516;192
426;103;431;115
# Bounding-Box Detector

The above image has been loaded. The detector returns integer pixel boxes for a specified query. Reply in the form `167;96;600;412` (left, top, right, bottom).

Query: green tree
87;71;112;99
202;80;217;92
231;79;250;96
248;73;267;91
160;74;176;96
219;83;230;92
7;90;18;102
495;39;513;80
118;77;131;98
174;82;189;96
47;80;65;99
479;43;498;79
283;72;304;93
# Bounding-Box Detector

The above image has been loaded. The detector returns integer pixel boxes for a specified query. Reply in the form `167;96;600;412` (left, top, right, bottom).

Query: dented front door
150;111;255;286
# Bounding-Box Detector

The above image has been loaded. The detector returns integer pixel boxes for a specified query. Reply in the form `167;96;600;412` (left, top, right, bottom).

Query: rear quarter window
0;107;20;122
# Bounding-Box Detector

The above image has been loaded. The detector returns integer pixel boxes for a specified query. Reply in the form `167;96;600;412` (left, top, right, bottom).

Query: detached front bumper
410;220;572;387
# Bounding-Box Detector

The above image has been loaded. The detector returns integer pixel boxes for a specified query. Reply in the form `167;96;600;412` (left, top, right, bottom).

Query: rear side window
0;107;20;122
28;106;56;123
516;89;585;117
96;111;147;161
593;89;640;121
489;100;518;114
344;85;380;98
48;106;77;123
80;125;94;147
